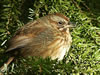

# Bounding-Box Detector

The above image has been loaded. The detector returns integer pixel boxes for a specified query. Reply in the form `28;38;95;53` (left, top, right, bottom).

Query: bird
0;13;73;73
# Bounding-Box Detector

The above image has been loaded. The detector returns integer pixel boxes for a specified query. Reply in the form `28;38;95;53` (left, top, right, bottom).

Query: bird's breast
41;34;72;60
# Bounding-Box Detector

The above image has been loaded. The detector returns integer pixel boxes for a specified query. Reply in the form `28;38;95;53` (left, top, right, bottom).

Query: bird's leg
0;57;14;75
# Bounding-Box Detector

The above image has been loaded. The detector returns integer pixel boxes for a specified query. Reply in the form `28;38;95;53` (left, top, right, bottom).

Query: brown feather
0;13;72;73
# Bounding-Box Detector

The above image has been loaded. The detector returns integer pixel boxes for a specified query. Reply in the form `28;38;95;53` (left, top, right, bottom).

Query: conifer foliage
0;0;100;74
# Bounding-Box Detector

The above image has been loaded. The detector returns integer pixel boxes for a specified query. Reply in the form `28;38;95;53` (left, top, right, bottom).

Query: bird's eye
58;21;63;25
58;21;64;25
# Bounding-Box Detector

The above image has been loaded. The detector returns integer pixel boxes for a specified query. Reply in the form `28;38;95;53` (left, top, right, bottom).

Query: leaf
0;28;6;32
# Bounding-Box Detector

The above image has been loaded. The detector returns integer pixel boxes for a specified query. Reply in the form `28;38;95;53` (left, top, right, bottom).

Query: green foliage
0;0;100;75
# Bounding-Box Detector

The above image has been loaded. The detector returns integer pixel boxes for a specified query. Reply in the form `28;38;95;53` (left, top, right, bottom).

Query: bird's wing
6;21;53;52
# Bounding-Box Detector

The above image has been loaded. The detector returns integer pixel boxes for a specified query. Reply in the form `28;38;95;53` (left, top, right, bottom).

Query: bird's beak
65;25;75;28
59;22;76;31
65;22;76;28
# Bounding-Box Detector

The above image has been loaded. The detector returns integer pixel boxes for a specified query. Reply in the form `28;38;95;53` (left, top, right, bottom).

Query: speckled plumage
0;13;73;74
6;13;72;60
